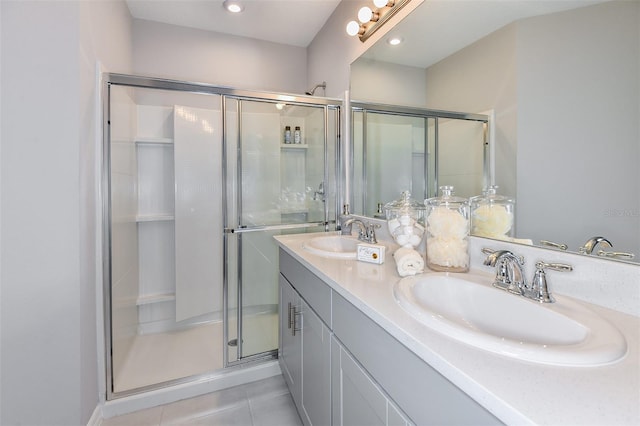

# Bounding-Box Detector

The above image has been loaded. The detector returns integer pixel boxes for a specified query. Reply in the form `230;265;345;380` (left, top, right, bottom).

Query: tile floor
102;375;302;426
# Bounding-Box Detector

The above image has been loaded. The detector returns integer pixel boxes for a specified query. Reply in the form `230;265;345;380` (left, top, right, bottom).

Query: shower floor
113;312;278;393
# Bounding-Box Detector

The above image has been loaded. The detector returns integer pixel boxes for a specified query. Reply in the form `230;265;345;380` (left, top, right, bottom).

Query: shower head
305;81;326;96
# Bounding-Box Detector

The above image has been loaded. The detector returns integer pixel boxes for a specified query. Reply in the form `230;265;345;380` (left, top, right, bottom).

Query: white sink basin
394;273;627;366
303;235;360;259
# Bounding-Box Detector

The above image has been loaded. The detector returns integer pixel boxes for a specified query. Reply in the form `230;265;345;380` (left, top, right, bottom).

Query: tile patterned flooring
102;375;302;426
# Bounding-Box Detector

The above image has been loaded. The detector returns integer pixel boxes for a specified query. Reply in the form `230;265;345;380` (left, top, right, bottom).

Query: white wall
132;19;308;94
0;0;132;424
350;59;427;106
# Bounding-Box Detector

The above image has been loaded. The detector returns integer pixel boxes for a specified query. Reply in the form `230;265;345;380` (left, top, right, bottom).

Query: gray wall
350;59;427;106
0;0;132;424
132;19;308;94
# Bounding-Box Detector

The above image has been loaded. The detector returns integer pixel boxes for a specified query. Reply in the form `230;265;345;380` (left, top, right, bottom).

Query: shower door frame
349;102;490;215
102;73;342;400
222;95;341;367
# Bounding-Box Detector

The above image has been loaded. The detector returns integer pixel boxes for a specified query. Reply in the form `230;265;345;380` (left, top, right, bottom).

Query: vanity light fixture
346;0;411;42
223;0;244;13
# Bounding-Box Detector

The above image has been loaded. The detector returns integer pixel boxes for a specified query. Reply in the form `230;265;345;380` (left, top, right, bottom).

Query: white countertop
275;231;640;425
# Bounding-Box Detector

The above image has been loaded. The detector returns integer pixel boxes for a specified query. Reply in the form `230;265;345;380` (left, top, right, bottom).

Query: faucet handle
597;250;635;260
366;223;381;244
539;240;568;250
529;261;573;303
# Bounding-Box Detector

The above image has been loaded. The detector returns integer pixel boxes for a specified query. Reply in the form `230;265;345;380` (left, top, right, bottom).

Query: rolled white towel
393;247;424;277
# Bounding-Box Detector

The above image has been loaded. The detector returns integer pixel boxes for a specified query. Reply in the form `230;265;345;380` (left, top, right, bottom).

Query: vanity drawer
279;248;332;327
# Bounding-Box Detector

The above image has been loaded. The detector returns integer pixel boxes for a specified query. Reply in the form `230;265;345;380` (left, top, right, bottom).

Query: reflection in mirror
351;0;639;262
350;103;488;218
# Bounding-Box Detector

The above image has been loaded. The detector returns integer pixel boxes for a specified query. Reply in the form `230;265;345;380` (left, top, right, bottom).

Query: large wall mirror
350;0;639;263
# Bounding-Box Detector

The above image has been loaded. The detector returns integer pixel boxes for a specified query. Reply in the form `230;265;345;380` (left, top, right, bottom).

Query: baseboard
87;404;103;426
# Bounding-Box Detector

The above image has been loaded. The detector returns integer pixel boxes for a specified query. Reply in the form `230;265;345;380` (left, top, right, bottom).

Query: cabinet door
301;299;331;426
332;336;409;426
279;275;302;406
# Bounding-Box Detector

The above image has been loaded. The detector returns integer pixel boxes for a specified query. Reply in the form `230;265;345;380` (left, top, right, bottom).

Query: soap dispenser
424;186;470;272
469;185;515;240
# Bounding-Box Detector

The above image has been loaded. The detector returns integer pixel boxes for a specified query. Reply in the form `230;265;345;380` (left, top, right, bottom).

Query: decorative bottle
424;186;470;272
284;126;292;144
469;185;515;241
294;126;301;144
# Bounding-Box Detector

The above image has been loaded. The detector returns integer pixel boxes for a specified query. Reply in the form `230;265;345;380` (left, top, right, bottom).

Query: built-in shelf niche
136;105;176;329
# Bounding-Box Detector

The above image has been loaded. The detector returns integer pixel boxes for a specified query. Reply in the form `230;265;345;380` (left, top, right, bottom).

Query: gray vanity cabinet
279;274;331;426
331;335;410;426
279;275;302;407
300;297;332;426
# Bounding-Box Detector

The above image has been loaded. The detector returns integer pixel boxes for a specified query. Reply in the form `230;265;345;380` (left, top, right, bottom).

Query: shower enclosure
350;102;489;216
103;74;339;398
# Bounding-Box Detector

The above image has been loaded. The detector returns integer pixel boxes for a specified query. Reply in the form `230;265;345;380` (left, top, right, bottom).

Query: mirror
350;103;489;218
350;0;639;263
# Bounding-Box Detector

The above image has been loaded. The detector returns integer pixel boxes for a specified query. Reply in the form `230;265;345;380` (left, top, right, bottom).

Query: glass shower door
106;83;225;395
224;97;336;364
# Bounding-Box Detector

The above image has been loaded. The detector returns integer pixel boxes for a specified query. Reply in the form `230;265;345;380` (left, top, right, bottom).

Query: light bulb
373;0;389;8
388;36;403;46
358;6;373;23
346;20;360;36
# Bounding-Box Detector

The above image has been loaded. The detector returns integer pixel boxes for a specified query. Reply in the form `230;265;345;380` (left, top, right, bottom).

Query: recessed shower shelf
136;214;175;222
136;292;176;306
280;144;308;149
136;137;174;145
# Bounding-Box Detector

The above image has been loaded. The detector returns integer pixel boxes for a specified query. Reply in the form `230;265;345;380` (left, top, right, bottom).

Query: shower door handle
224;222;326;234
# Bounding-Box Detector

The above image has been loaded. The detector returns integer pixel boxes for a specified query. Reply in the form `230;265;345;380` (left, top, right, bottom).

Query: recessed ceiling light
388;36;403;46
223;0;243;13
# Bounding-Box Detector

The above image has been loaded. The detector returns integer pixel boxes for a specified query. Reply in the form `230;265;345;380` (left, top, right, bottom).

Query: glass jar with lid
469;185;515;241
424;186;470;272
384;190;427;249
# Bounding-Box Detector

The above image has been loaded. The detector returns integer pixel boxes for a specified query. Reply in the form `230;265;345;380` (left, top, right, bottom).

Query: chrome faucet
483;248;573;303
580;236;612;255
312;182;325;201
482;249;526;295
341;218;380;244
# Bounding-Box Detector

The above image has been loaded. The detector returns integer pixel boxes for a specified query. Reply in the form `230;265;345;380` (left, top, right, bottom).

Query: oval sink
394;273;627;366
303;235;360;259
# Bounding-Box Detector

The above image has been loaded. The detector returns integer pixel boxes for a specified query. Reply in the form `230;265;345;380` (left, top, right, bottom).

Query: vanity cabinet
279;275;301;406
279;248;502;426
279;275;331;426
331;335;409;426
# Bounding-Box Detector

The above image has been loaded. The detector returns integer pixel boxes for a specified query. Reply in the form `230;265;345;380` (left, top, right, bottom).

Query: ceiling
125;0;610;65
125;0;342;47
362;0;609;68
